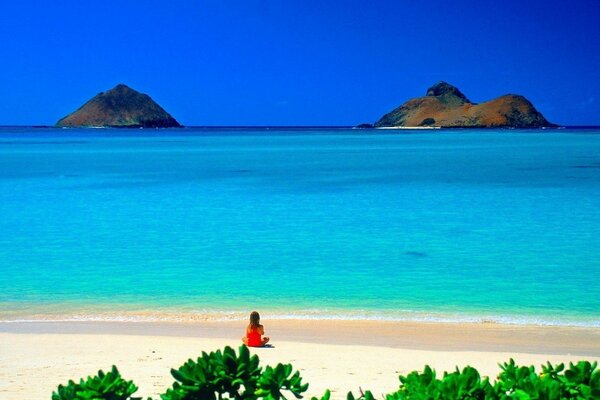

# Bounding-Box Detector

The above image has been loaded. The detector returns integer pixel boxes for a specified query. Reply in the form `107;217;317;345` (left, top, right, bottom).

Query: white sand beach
1;320;599;399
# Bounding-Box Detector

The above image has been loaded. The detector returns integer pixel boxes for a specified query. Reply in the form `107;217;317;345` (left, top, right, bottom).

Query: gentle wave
1;309;599;328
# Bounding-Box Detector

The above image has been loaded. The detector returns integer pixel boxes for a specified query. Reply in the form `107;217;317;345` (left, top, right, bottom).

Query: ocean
0;127;599;327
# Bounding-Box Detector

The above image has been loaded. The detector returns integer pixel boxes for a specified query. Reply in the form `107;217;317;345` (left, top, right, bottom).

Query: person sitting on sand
242;311;270;347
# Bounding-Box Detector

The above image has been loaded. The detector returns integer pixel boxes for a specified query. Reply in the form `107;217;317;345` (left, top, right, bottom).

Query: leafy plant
384;365;495;400
496;358;541;398
52;365;140;400
562;361;600;399
378;360;599;400
51;348;600;400
346;389;375;400
310;389;331;400
496;359;600;399
255;363;309;400
161;345;308;400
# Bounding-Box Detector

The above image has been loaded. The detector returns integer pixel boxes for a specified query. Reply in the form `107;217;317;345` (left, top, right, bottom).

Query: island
56;84;182;128
373;82;555;128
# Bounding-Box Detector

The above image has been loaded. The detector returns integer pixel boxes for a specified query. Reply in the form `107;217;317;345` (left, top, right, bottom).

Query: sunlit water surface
1;127;599;326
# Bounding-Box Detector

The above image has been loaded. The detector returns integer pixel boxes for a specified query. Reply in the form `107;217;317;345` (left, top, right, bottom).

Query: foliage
382;359;599;400
310;389;331;400
52;347;600;400
161;345;308;400
496;359;600;399
346;389;375;400
384;365;495;400
52;365;140;400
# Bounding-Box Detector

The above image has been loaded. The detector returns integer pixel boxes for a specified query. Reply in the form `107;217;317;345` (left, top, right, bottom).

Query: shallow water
0;127;599;326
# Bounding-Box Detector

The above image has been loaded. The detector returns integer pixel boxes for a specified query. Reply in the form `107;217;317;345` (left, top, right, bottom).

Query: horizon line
2;125;600;129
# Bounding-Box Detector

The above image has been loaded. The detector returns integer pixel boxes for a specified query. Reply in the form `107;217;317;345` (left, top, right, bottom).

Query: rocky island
374;82;555;128
56;84;181;128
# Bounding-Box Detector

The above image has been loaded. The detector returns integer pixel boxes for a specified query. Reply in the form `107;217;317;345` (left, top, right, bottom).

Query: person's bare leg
261;337;270;345
242;337;249;345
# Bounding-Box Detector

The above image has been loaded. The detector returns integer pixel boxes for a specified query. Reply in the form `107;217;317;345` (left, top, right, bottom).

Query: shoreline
2;320;599;398
2;319;600;356
2;306;599;329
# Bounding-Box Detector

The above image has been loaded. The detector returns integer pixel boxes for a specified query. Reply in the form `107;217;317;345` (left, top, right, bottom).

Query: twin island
55;82;554;129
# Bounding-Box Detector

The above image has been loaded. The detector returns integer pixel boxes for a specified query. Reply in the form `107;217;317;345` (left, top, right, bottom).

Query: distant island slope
374;82;555;128
56;84;181;128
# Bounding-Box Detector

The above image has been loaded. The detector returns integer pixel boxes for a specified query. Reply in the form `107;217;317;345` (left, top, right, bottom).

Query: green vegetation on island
52;346;599;400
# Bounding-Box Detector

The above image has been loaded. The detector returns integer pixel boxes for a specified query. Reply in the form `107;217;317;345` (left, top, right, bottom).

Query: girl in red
242;311;270;347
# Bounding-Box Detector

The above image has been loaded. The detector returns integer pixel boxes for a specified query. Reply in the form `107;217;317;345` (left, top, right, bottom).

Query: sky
0;0;599;126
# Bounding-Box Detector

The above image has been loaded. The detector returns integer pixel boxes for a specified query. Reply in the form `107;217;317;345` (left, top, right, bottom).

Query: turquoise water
0;127;599;326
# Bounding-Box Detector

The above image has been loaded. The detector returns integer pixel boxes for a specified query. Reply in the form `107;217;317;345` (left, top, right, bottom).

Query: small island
373;82;555;129
56;84;182;128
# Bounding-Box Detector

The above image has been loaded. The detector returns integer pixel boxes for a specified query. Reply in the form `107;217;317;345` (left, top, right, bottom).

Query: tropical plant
160;345;308;400
383;365;496;400
346;389;375;400
496;358;543;398
496;359;600;399
561;361;600;399
52;365;140;400
310;389;331;400
51;347;600;400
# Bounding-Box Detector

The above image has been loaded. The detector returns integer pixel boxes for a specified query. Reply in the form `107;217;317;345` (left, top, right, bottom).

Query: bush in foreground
162;345;307;400
52;346;600;400
52;365;140;400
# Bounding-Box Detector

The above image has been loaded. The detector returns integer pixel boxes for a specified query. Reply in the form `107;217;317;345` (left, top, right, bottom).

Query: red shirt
246;326;262;347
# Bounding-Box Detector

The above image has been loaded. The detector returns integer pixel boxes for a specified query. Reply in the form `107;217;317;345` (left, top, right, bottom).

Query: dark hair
249;311;260;328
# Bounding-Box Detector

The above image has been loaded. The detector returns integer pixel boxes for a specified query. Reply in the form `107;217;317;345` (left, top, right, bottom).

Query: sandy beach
1;320;599;399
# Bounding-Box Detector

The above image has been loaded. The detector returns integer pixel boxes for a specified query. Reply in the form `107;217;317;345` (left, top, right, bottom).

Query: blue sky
0;0;598;126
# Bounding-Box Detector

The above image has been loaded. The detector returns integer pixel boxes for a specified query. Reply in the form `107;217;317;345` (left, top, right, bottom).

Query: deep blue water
0;127;599;326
